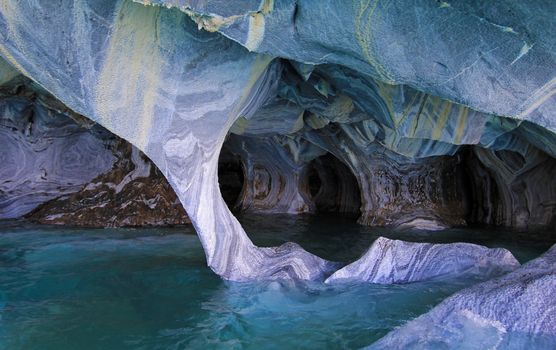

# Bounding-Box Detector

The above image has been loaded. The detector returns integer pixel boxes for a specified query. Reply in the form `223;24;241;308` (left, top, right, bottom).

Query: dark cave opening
306;164;322;199
218;133;555;231
305;153;361;218
462;145;556;230
218;147;245;211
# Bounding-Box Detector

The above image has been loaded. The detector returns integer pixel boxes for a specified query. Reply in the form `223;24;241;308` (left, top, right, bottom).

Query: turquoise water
0;215;553;349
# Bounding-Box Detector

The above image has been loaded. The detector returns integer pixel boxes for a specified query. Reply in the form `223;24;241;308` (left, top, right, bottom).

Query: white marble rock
325;237;520;284
369;244;556;349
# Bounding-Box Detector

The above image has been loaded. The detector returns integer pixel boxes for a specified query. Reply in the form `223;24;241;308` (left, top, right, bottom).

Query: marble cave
0;1;555;349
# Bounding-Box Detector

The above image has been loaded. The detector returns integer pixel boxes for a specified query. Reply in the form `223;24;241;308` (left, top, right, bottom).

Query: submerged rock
325;237;520;284
369;244;556;349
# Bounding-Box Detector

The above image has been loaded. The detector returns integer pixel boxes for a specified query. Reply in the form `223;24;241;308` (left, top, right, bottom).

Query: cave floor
0;215;553;349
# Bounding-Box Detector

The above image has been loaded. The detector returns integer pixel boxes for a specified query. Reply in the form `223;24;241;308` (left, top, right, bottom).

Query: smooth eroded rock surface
0;75;189;226
0;81;116;218
369;244;556;349
325;237;520;284
0;0;335;280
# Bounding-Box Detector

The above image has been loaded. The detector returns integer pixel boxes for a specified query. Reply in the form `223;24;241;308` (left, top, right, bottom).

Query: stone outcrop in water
369;244;556;349
0;0;554;282
325;237;520;284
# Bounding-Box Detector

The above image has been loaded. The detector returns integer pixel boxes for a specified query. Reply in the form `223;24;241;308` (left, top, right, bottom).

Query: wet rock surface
0;2;555;347
325;237;520;284
370;244;556;349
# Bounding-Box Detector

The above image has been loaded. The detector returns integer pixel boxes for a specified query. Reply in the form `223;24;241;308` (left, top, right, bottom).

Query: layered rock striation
0;0;554;283
26;141;190;227
325;237;520;284
370;244;556;349
0;75;188;226
0;80;116;218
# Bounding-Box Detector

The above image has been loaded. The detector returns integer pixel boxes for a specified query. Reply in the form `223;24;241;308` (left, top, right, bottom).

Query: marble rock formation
325;237;520;284
466;146;556;229
225;134;316;214
0;0;338;281
0;80;116;218
0;76;189;227
26;142;190;227
369;244;556;349
138;0;556;133
0;0;555;281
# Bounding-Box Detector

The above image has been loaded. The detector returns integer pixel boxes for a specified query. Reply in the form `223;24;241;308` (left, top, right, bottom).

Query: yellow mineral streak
425;96;440;126
432;99;452;140
138;0;272;51
229;116;249;135
376;81;397;125
0;44;30;79
454;106;469;144
95;2;163;150
511;43;534;65
245;13;265;52
183;10;232;33
260;0;274;15
396;90;421;129
354;0;395;83
409;94;428;137
0;56;19;84
182;0;272;37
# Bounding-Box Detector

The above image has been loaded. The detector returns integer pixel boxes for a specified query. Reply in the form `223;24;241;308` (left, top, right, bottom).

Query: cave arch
304;153;361;218
464;145;556;230
0;2;337;281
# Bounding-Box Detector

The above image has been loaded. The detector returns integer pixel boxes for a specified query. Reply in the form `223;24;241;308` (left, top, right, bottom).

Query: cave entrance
462;145;556;230
305;153;361;218
218;148;245;212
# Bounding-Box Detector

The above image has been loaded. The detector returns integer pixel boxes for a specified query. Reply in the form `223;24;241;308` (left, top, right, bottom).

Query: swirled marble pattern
325;237;520;284
0;0;554;282
369;244;556;349
136;0;556;134
26;142;191;227
225;134;317;214
0;0;336;281
0;84;116;218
